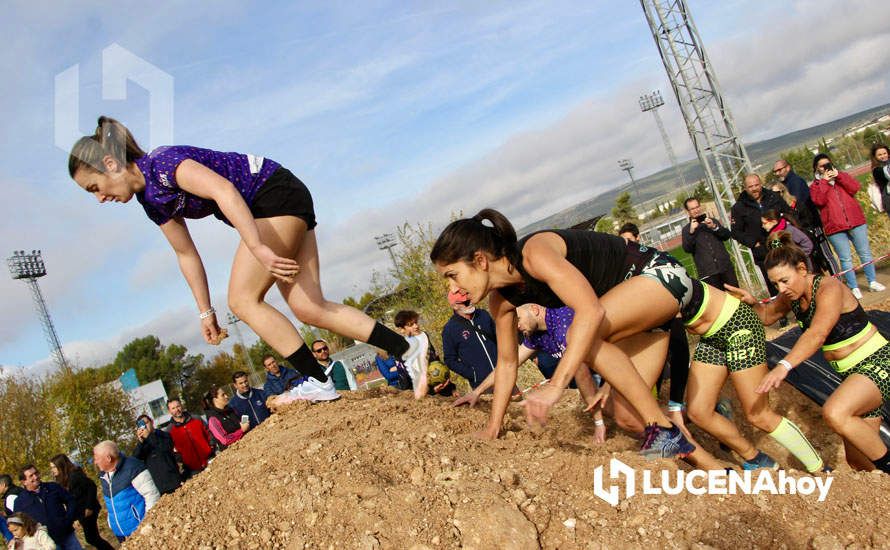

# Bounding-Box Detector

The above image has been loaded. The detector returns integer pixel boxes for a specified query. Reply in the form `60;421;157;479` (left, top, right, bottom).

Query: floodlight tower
374;233;398;271
640;0;766;294
7;250;70;371
639;89;687;188
618;158;641;202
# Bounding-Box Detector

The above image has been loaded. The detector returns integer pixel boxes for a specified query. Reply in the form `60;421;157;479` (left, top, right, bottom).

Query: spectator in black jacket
730;174;791;295
0;474;22;516
50;454;115;550
133;415;182;495
441;289;497;389
12;464;80;548
681;197;738;289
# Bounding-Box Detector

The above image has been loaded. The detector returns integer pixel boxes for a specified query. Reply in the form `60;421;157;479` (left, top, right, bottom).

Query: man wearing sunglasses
311;340;351;391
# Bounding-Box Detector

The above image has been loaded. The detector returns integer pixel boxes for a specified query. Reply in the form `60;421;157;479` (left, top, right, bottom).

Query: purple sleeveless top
134;145;281;226
522;307;574;359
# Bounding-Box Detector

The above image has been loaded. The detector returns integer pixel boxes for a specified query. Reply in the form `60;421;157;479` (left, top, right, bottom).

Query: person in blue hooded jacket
93;441;159;542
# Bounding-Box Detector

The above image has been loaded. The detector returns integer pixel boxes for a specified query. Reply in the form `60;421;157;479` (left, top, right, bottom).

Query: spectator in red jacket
166;399;214;479
809;153;886;299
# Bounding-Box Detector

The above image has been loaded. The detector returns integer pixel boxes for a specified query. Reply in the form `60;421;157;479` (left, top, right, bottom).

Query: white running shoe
287;376;340;402
869;281;886;292
852;287;863;300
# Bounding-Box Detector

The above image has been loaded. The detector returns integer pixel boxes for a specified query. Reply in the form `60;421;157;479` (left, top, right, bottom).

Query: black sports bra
791;275;870;346
498;230;654;308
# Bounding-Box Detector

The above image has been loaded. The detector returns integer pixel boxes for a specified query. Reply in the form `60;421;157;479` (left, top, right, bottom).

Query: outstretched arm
757;278;842;393
159;218;221;344
475;292;520;439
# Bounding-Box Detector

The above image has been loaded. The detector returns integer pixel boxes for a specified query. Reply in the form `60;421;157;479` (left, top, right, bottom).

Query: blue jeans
827;224;876;289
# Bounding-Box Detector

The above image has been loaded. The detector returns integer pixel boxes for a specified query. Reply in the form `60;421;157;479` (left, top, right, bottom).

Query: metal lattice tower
640;0;766;294
7;250;70;371
639;90;687;188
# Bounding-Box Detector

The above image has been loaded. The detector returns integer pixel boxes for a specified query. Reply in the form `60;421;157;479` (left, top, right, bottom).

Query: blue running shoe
742;450;779;471
639;423;696;459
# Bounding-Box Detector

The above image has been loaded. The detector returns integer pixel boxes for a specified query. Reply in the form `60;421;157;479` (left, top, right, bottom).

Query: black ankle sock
873;448;890;474
286;345;327;382
366;322;408;358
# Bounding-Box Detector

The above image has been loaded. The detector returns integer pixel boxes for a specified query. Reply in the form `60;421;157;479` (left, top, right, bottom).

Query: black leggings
658;318;690;403
80;512;115;550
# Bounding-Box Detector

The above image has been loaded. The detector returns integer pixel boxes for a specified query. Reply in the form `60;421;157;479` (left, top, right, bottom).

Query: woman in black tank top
729;233;890;472
431;208;695;459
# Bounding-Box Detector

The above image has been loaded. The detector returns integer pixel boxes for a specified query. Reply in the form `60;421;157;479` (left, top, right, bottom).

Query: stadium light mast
7;250;70;372
374;233;398;271
618;158;641;203
640;0;766;295
639;89;687;188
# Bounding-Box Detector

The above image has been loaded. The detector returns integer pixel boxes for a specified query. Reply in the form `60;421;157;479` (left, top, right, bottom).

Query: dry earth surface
122;299;890;550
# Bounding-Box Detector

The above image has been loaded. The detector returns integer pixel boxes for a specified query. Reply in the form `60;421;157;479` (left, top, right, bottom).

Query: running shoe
639;423;696;459
400;335;422;364
869;281;886;292
287;376;341;402
741;450;779;471
852;287;863;300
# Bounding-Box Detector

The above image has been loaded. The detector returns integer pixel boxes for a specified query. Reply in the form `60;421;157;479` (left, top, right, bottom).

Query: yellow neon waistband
702;295;740;339
821;322;874;352
684;282;710;326
828;330;888;372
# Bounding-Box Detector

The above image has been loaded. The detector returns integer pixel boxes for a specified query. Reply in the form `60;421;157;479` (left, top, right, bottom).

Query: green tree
594;215;615;233
0;374;60;474
862;127;884;148
181;353;237;411
782;146;816;181
611;192;638;226
44;367;134;462
112;336;202;395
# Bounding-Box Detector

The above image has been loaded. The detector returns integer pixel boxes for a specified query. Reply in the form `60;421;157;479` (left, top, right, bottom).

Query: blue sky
2;1;889;375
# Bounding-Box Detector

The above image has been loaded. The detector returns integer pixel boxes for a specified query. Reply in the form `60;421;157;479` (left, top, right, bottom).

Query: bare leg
228;217;380;355
591;277;682;427
842;432;881;471
606;333;724;470
687;361;758;461
823;375;885;462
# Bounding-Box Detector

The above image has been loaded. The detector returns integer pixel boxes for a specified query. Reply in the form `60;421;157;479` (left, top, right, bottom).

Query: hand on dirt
593;423;607;444
473;426;500;440
453;392;479;408
522;383;563;427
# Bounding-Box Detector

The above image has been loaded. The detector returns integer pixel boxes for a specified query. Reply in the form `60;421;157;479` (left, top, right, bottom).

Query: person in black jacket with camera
133;415;182;495
681;197;738;290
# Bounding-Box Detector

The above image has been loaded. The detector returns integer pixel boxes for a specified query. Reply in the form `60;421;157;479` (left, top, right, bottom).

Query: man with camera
133;414;182;495
681;197;738;290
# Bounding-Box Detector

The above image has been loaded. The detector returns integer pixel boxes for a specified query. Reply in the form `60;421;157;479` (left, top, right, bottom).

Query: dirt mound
122;378;890;550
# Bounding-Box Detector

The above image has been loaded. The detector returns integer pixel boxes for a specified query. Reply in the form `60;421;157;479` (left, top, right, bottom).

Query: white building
106;378;171;425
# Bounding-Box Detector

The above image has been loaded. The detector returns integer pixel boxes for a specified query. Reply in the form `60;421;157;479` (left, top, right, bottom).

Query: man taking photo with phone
681;197;738;290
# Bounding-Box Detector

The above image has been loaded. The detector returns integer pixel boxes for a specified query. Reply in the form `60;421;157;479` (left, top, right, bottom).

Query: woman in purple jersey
68;116;411;402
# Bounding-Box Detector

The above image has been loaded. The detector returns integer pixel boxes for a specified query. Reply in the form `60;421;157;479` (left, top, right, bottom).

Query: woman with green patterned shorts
730;233;890;473
683;272;825;473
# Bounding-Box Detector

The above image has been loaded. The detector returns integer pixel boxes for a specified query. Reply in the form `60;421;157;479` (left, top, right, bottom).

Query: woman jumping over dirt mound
728;233;890;473
68;116;414;402
429;208;696;458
